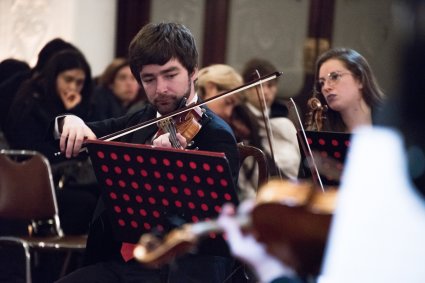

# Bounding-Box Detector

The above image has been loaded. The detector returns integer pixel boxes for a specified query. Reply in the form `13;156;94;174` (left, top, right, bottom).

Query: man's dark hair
128;22;198;84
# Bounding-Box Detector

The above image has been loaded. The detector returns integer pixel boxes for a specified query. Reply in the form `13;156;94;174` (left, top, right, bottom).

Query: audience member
4;49;97;235
33;38;79;75
240;58;289;119
0;38;78;133
197;64;243;123
0;58;31;148
88;57;146;121
233;58;300;199
0;58;30;84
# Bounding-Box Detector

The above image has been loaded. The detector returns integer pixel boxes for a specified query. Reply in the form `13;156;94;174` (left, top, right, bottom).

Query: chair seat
0;234;87;250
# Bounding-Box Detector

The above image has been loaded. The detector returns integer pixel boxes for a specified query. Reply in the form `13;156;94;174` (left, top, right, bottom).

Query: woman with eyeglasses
306;48;385;132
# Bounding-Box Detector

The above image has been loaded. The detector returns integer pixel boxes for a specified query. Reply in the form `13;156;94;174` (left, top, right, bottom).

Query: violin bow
97;71;283;142
289;98;325;192
253;70;282;180
54;72;283;157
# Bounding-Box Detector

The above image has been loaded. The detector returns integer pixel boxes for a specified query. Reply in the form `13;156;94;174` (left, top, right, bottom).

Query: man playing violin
55;22;239;283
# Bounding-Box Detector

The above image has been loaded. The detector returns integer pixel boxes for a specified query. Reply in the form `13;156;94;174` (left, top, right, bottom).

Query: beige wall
226;0;310;98
0;0;116;77
0;0;404;96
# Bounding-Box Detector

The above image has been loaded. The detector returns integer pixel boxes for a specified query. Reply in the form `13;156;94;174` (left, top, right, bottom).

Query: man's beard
154;78;192;115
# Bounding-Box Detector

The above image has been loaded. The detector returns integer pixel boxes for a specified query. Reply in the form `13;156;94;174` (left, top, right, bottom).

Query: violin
156;103;204;149
54;72;283;156
100;72;282;143
252;179;336;276
133;178;336;276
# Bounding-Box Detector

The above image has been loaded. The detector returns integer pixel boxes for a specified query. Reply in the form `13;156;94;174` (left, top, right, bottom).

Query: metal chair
0;149;87;283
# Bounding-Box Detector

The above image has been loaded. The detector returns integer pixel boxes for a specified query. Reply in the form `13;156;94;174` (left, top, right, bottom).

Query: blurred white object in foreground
319;126;425;283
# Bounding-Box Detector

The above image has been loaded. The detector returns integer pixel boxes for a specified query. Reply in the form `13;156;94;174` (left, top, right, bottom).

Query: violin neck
158;118;182;149
188;214;251;237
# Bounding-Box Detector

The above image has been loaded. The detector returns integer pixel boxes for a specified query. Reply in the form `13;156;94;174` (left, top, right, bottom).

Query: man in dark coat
55;22;239;283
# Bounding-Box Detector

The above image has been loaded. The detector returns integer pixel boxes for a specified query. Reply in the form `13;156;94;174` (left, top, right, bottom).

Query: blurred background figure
0;58;30;148
241;58;290;119
88;57;146;121
4;49;97;236
232;58;300;199
0;38;79;149
32;38;80;76
197;63;243;123
0;58;30;84
5;49;92;157
1;47;97;283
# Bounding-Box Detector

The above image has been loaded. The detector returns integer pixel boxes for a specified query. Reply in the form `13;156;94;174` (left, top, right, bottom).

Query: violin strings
159;119;182;149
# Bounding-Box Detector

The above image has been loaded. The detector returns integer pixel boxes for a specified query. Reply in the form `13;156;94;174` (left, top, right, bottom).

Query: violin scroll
133;224;199;266
306;98;328;131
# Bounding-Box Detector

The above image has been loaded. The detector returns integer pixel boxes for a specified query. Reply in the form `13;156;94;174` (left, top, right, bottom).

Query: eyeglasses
316;72;351;92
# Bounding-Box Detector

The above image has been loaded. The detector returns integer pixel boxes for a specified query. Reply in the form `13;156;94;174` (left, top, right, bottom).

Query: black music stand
297;130;351;187
86;140;238;244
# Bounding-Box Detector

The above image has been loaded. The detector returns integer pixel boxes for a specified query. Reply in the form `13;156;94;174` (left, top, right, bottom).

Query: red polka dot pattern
304;131;351;186
86;140;238;244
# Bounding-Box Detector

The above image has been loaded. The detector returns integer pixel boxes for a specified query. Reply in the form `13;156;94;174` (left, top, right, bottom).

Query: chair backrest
0;150;62;235
237;143;269;190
